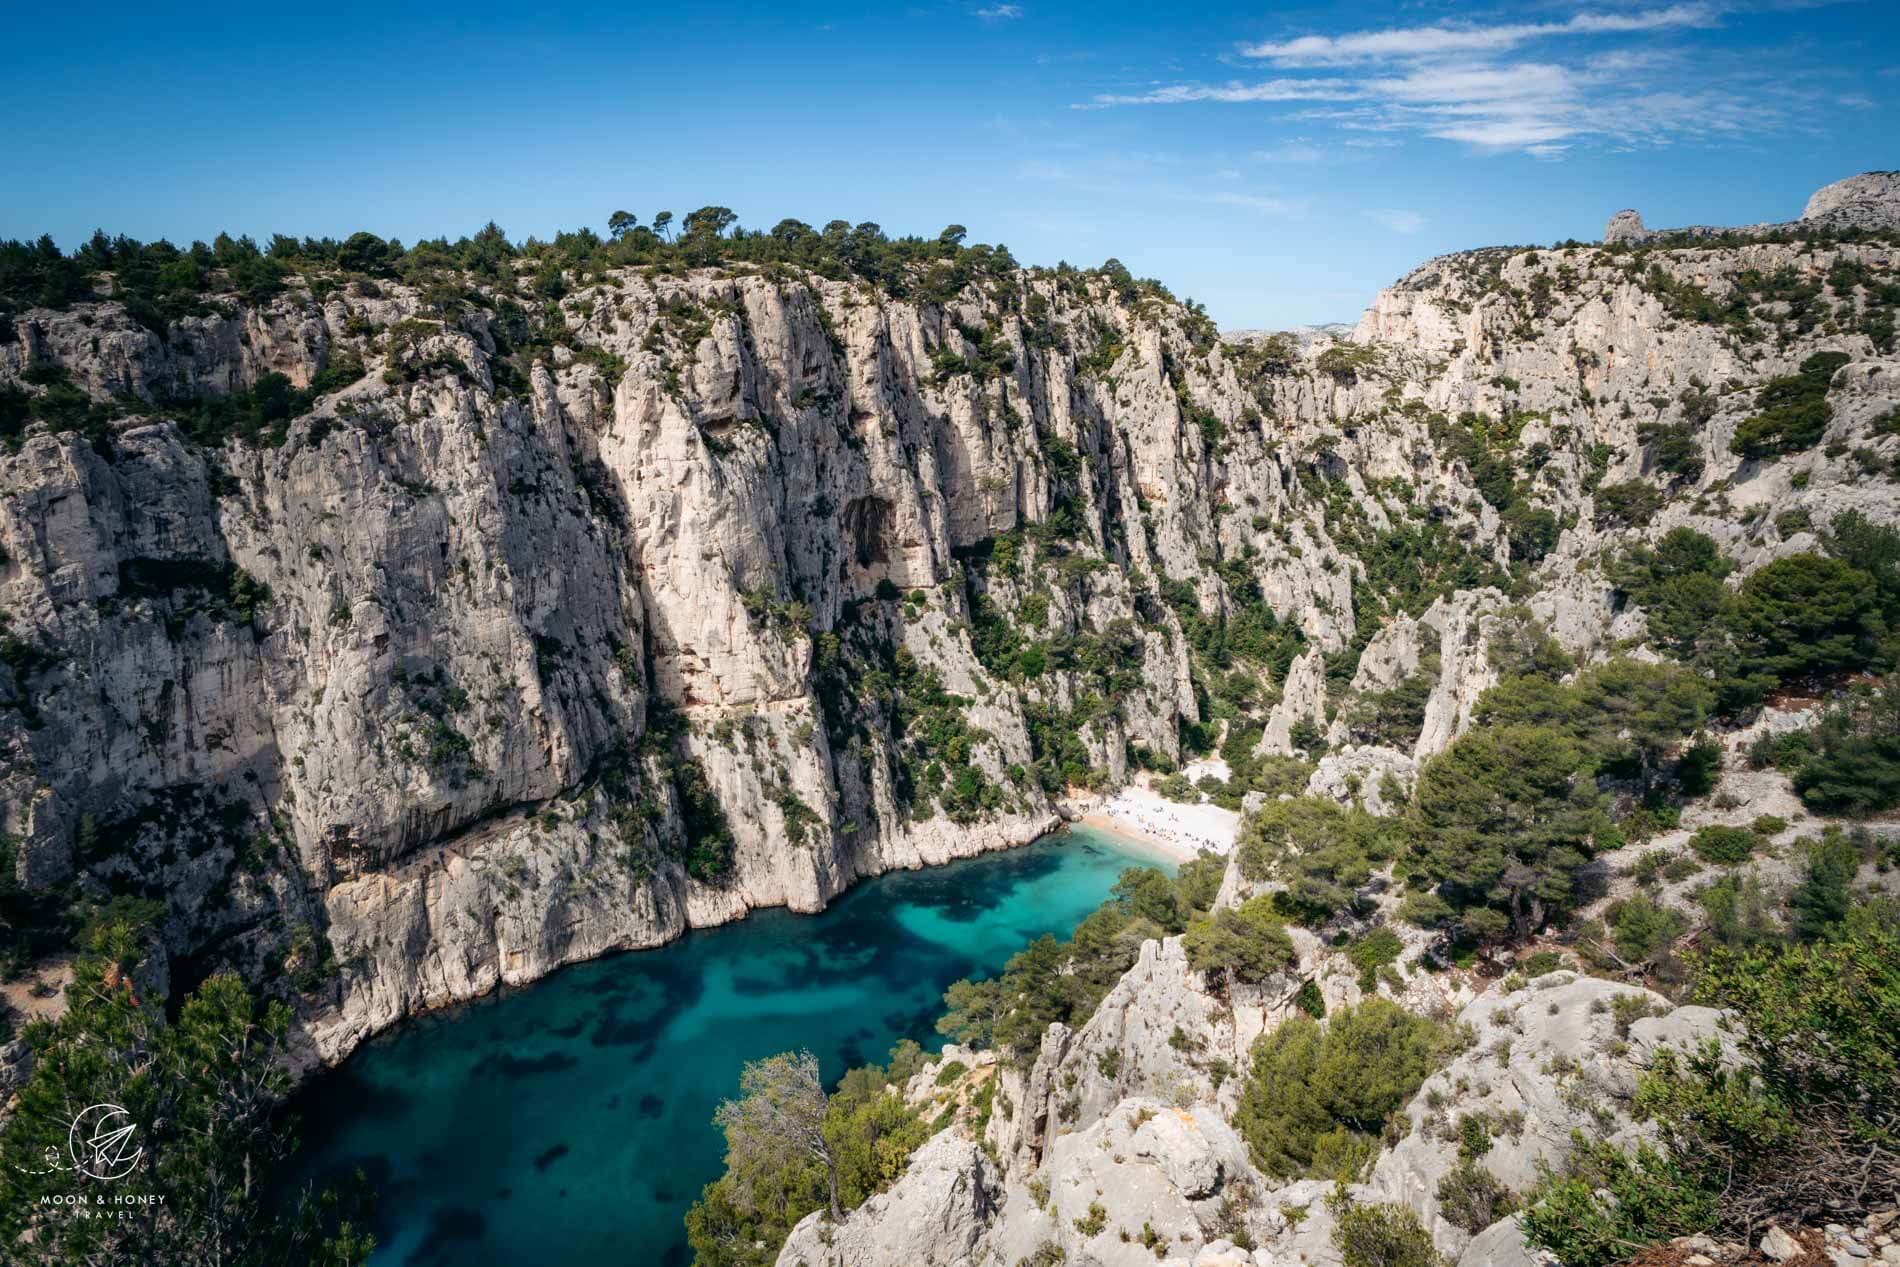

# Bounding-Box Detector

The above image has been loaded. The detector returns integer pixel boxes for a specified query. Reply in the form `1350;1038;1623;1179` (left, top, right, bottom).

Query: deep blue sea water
289;826;1167;1267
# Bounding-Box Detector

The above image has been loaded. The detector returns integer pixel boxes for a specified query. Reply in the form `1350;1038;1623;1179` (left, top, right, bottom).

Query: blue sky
3;1;1894;327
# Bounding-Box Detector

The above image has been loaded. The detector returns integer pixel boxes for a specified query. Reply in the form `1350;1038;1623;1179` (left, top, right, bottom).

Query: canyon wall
3;189;1898;1072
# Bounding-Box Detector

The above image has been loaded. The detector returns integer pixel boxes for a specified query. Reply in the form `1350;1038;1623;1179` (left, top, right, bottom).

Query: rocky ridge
1604;171;1900;244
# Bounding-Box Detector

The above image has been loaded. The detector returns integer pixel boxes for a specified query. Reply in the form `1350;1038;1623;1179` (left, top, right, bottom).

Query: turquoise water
289;826;1166;1267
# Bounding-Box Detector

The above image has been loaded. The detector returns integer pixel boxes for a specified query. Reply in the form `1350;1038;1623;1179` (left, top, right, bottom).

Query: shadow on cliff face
841;494;894;566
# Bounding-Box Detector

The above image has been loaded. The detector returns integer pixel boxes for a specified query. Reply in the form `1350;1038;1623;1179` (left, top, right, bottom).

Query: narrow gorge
3;171;1898;1267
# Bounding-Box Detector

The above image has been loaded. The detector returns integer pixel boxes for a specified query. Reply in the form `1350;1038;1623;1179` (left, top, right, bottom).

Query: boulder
1458;1216;1554;1267
775;1132;1001;1267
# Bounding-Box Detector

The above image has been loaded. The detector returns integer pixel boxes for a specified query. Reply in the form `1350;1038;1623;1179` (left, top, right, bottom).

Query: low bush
1435;1158;1518;1234
1236;998;1450;1181
1687;825;1756;865
1607;895;1686;967
1346;927;1405;991
1329;1190;1445;1267
1730;351;1850;458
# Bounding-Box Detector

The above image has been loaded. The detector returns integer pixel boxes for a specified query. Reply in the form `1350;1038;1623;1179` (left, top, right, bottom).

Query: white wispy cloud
1240;4;1717;66
1080;79;1359;108
1071;2;1832;158
1366;208;1426;234
975;4;1023;19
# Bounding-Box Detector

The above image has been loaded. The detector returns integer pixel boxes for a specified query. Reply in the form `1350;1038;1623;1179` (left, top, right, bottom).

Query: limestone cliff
3;175;1898;1082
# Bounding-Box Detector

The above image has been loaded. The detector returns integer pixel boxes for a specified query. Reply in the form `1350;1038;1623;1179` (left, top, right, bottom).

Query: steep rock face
777;1132;1004;1267
740;180;1899;1266
5;177;1900;1071
0;253;1500;1061
988;937;1260;1172
1353;975;1720;1261
800;941;1723;1267
1306;746;1416;814
779;1094;1268;1267
0;267;1256;1049
1803;171;1900;229
1023;1100;1259;1266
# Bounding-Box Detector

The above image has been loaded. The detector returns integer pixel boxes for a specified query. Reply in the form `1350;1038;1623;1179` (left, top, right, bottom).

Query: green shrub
1676;733;1722;796
1687;825;1756;864
1435;1158;1517;1234
1638;420;1705;484
1593;480;1662;530
1522;950;1564;977
1789;831;1861;940
1608;895;1686;967
1328;1191;1445;1267
1696;870;1779;949
1310;1127;1377;1182
1524;1141;1714;1267
1628;848;1671;885
1504;504;1561;566
1527;918;1900;1262
1236;999;1448;1180
1346;927;1404;990
1730;351;1850;458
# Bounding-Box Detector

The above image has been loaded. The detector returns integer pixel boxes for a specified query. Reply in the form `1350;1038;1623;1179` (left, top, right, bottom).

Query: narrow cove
287;825;1171;1266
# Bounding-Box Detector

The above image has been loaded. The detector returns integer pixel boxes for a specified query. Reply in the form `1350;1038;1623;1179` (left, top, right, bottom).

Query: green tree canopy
1182;896;1296;995
1236;797;1405;926
1407;724;1608;940
1236;998;1450;1181
1730;554;1882;679
0;924;373;1266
